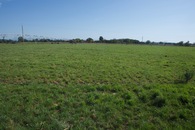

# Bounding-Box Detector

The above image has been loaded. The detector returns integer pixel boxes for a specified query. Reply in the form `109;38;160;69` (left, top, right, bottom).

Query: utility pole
22;25;24;42
142;36;143;43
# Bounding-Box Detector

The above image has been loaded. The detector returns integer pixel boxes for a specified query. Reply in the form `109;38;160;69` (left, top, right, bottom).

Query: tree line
0;36;194;47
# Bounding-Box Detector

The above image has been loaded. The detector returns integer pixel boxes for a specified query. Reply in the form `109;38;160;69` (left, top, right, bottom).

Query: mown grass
0;43;195;129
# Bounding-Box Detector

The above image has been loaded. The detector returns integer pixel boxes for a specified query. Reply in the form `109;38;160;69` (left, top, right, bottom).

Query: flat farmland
0;43;195;129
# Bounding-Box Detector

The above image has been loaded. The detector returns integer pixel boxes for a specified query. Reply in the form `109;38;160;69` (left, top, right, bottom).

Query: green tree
184;41;190;46
177;41;184;46
99;36;104;42
18;36;24;42
86;38;93;43
70;38;83;43
146;40;151;44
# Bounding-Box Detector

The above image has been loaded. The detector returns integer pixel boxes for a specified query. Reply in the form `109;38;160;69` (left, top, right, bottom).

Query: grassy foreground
0;43;195;129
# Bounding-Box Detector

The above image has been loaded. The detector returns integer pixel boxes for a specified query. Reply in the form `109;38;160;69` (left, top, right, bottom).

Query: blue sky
0;0;195;42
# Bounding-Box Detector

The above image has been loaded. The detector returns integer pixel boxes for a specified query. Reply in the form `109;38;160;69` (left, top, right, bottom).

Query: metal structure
22;25;24;42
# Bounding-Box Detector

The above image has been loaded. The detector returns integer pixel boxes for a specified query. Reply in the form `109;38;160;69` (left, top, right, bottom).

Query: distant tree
32;39;39;42
69;38;84;43
159;42;164;45
18;36;24;42
75;38;84;43
177;41;184;46
99;36;104;42
86;38;93;43
146;40;151;44
184;41;190;46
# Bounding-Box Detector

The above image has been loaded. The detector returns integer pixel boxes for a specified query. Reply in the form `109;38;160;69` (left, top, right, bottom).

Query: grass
0;43;195;129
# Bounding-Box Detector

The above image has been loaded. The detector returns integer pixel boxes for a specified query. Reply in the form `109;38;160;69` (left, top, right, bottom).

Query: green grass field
0;43;195;129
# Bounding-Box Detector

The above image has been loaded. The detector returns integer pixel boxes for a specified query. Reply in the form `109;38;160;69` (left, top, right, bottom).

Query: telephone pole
22;25;24;42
